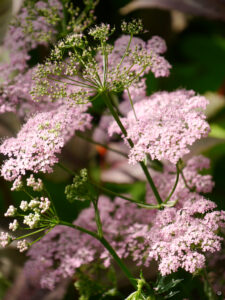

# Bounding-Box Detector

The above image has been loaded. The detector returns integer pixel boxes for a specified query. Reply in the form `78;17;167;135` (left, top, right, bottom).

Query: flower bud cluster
0;0;97;117
89;24;115;42
121;19;144;35
32;22;171;103
65;169;97;202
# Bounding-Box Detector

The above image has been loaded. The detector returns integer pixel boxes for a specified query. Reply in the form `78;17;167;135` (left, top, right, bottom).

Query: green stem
14;227;47;240
22;188;33;199
59;220;99;239
102;92;163;205
139;162;163;205
117;33;133;70
202;269;217;300
180;169;194;192
58;162;158;209
127;88;138;121
58;162;75;176
29;227;54;246
61;0;68;36
76;132;128;157
59;220;136;288
92;181;160;209
99;236;136;288
102;92;130;141
92;198;103;238
164;164;180;204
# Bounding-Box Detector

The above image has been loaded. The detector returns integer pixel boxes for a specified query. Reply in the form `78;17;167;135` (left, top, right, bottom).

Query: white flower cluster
1;196;52;252
20;200;29;211
26;174;43;191
9;219;19;231
39;197;51;213
0;232;13;248
24;212;41;229
17;239;29;252
11;176;23;191
20;197;51;229
4;205;17;217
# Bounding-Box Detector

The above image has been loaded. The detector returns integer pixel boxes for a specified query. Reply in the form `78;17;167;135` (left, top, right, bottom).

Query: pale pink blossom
109;90;210;164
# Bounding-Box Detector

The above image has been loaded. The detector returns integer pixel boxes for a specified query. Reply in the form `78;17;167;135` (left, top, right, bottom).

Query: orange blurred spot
96;145;107;156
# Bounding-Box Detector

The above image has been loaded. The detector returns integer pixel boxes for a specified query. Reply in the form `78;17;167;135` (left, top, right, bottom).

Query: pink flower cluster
25;156;225;289
0;103;92;181
25;225;100;290
109;90;210;164
148;198;225;275
0;0;62;116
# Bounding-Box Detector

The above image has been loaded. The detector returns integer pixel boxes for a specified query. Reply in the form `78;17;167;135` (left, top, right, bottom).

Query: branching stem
102;91;163;205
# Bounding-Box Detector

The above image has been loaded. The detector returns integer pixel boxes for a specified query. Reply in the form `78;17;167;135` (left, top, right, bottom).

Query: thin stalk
14;227;47;240
202;269;217;300
102;91;163;205
58;162;75;176
61;0;68;36
164;164;180;204
76;132;128;157
139;162;163;205
92;198;103;238
43;187;58;218
99;236;136;288
59;220;99;239
102;42;108;87
52;75;94;89
29;227;54;246
127;88;138;121
22;188;33;199
102;92;133;145
62;75;96;89
59;220;136;288
93;181;160;209
180;169;194;192
117;33;133;70
57;162;160;208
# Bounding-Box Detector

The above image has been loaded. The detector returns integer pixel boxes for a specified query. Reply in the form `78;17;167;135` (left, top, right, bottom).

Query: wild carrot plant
0;1;224;299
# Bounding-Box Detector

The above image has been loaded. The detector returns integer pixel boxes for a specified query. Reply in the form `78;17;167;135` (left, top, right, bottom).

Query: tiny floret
9;219;19;232
20;201;29;212
23;212;41;229
0;232;13;248
0;104;92;181
4;205;17;217
28;199;40;209
39;197;51;213
27;174;43;191
17;239;29;252
121;19;144;35
109;90;210;164
11;176;23;191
